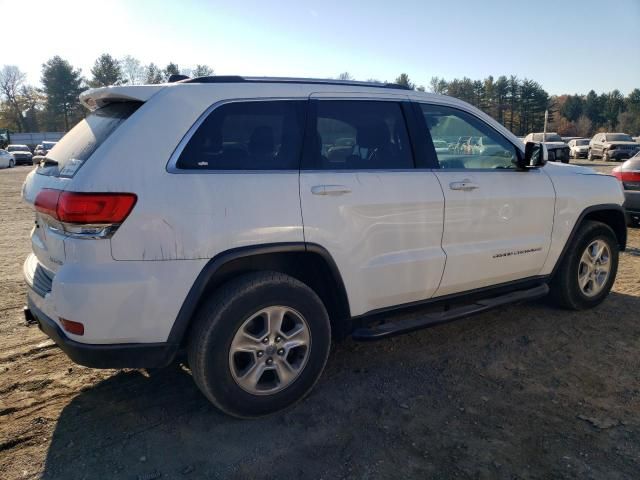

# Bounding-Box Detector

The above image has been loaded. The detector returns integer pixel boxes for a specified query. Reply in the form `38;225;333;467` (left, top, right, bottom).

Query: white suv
22;77;627;418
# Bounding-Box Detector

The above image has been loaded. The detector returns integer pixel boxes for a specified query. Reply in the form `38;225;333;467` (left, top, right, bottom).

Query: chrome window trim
167;96;416;174
166;97;305;174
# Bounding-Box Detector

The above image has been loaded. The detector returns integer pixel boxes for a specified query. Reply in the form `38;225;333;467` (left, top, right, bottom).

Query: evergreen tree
89;53;124;87
394;73;415;90
41;56;84;131
164;62;180;81
192;64;214;77
145;63;164;84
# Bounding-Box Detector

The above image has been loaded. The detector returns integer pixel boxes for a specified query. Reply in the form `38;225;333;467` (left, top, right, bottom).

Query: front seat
354;120;394;168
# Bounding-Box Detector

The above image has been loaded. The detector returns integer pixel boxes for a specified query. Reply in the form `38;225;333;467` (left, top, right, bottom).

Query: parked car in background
433;139;449;154
524;133;569;163
588;133;640;161
524;132;565;143
0;149;15;169
568;138;590;159
612;152;640;227
472;136;507;156
34;141;57;157
6;144;33;165
451;136;471;154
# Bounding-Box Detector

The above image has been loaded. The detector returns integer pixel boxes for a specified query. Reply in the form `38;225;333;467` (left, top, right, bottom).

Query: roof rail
180;75;412;91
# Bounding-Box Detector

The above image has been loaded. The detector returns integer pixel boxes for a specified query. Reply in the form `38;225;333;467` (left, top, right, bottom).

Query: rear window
41;102;141;177
175;100;306;170
308;100;413;170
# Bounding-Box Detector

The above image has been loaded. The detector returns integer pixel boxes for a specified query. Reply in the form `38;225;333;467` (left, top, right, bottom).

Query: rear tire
549;221;618;310
587;149;593;161
603;150;609;162
187;271;331;418
9;159;14;168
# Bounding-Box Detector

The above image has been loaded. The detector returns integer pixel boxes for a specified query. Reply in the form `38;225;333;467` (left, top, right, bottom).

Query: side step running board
351;283;549;341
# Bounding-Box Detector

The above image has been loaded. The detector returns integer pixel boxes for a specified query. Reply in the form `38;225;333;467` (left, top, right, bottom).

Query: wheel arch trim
551;203;627;278
166;242;351;346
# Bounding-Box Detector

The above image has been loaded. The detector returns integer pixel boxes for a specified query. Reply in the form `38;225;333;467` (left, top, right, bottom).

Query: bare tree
337;72;353;80
575;115;593;137
120;55;144;85
0;65;27;131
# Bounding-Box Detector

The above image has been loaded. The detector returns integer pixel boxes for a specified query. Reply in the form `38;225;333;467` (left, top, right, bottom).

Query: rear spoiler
80;85;166;111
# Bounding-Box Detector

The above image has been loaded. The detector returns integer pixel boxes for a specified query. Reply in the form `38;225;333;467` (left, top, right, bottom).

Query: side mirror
518;142;547;169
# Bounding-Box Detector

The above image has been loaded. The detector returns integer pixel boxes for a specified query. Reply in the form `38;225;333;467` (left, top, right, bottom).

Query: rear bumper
26;297;177;368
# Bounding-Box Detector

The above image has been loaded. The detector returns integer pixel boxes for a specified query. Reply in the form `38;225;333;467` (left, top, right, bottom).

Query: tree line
420;74;639;137
0;54;213;133
1;58;638;138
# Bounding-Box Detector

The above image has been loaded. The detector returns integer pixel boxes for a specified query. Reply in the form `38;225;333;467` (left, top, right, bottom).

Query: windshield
43;102;141;177
42;142;56;149
7;145;29;152
606;134;633;142
576;139;589;146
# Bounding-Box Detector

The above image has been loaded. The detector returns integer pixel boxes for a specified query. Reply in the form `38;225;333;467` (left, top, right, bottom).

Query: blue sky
3;0;639;95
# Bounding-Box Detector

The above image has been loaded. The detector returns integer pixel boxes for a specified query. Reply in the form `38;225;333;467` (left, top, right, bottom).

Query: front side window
419;104;518;170
176;100;305;170
308;100;413;169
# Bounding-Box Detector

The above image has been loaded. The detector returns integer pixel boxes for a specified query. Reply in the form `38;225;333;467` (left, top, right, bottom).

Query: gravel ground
1;162;639;479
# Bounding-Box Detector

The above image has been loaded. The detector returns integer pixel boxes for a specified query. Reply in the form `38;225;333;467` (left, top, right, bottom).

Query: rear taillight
35;189;136;238
612;170;640;191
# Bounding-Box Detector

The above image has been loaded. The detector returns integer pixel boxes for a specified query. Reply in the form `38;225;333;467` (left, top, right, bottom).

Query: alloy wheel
228;306;311;395
578;239;611;297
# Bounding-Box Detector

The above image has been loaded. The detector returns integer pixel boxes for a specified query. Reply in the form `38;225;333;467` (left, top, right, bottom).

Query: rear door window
175;100;306;170
43;102;142;178
306;100;414;170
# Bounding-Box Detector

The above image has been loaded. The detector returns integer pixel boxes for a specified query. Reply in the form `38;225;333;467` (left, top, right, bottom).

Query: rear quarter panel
69;83;310;261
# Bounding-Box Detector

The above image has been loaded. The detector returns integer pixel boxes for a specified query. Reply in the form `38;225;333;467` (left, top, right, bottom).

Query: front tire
587;149;593;161
187;271;331;418
9;159;14;168
603;150;609;161
549;221;619;310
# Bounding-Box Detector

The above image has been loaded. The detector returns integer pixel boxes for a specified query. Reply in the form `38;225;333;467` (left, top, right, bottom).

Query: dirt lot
1;162;639;479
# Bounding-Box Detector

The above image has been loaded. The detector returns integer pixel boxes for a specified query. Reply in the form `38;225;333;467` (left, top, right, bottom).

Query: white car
524;133;570;163
433;139;449;154
6;144;33;165
568;138;590;159
0;149;15;168
22;77;626;418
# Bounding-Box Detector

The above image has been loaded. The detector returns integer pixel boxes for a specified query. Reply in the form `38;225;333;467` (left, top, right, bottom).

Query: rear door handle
449;180;479;191
311;185;352;196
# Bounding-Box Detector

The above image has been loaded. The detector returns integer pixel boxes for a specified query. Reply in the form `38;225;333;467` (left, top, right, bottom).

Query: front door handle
311;185;352;196
449;180;479;191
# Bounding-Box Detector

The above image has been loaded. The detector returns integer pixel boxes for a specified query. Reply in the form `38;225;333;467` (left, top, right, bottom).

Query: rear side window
44;102;141;178
307;101;413;170
176;101;305;170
